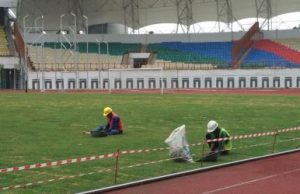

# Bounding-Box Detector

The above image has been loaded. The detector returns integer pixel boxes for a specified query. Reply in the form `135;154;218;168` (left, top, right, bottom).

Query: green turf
0;92;300;193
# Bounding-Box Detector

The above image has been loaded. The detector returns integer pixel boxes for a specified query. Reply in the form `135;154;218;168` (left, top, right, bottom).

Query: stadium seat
0;26;10;56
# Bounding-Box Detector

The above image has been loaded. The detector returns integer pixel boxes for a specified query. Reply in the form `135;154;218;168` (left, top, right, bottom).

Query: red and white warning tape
120;147;167;155
206;126;300;143
1;133;300;191
0;148;171;174
0;155;182;191
213;131;277;142
0;153;118;174
278;127;300;133
0;168;113;191
1;127;299;174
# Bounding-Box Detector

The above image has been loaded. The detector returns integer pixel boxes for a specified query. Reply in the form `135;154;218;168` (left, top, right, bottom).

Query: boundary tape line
0;153;118;173
0;168;113;191
0;126;299;174
0;155;185;191
1;137;299;191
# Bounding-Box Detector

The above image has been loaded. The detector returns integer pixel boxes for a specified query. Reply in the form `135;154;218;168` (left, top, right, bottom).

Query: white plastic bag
164;125;193;162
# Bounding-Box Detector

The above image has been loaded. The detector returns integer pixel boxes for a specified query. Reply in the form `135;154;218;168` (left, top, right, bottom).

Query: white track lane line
201;167;300;194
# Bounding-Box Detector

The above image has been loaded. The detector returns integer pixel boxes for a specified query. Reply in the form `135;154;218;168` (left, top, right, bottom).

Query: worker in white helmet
82;107;123;137
206;120;232;155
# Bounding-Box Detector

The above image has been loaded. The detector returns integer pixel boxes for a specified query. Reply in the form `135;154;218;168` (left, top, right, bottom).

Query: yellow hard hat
103;107;112;117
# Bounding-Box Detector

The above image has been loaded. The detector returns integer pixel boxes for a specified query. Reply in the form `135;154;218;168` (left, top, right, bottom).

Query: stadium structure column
216;0;245;34
255;0;272;30
216;0;233;32
123;0;140;34
175;0;194;34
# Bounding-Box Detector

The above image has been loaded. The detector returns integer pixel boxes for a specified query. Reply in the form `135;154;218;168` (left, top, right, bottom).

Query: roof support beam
123;0;140;34
216;0;233;32
216;0;245;32
255;0;272;30
176;0;194;34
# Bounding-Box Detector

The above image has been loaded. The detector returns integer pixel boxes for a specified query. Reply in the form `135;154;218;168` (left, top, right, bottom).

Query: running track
103;152;300;194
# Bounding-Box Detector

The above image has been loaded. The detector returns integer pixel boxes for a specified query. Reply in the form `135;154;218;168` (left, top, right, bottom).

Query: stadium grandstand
1;0;300;90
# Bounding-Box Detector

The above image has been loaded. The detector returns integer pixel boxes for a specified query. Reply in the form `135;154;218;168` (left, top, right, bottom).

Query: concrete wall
0;57;20;69
28;68;300;90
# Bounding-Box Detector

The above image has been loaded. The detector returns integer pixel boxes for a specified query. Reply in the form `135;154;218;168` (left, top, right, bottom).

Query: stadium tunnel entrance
0;66;21;89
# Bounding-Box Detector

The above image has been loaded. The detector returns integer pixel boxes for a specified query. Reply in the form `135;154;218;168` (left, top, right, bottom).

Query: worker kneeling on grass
199;120;232;162
83;107;123;137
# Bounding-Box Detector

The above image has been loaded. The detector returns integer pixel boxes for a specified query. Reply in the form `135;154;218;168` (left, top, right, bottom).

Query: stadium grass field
0;92;300;193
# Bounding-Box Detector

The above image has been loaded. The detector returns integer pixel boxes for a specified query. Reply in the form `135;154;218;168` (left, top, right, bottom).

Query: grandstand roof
18;0;300;31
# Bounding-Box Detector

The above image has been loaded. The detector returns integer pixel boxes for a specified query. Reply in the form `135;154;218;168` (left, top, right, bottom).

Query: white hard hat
207;120;218;133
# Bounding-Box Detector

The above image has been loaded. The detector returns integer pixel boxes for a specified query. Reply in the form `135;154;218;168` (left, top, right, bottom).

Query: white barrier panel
28;69;300;90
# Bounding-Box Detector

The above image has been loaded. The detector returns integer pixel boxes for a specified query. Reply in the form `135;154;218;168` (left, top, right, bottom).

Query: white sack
164;125;193;162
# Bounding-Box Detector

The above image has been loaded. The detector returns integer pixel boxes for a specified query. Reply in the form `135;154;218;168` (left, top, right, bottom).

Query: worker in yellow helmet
83;107;123;137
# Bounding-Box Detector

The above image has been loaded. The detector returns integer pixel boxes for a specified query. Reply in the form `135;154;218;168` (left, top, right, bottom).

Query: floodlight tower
59;12;78;88
34;15;45;67
59;12;77;62
22;15;29;91
83;15;89;64
23;14;45;91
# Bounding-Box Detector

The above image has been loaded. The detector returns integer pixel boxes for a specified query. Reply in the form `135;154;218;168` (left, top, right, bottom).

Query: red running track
104;152;300;194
